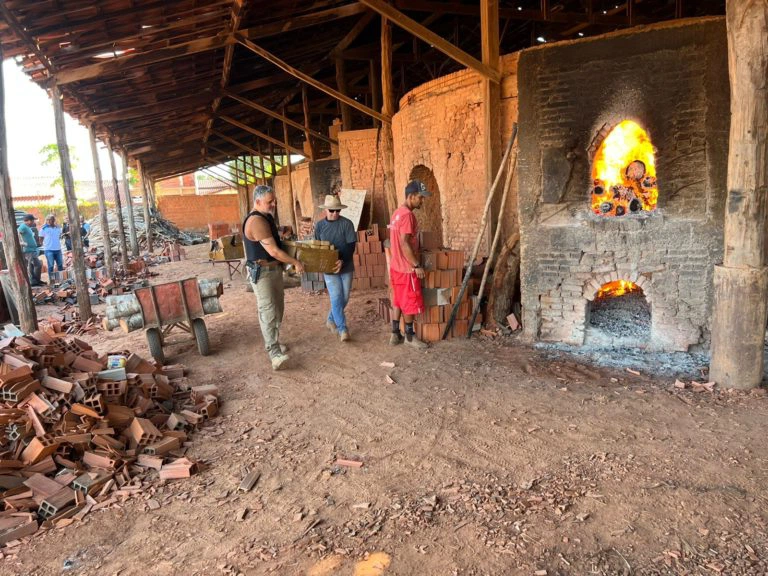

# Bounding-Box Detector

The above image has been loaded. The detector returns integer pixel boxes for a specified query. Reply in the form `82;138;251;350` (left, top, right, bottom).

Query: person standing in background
40;214;64;282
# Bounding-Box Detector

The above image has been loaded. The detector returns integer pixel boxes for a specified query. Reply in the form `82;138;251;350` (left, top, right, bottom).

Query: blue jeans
45;250;63;278
324;271;353;333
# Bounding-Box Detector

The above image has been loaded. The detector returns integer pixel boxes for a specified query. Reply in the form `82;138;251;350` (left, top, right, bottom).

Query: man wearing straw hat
314;195;357;342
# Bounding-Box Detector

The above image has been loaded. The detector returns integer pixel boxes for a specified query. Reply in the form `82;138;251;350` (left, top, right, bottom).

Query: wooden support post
0;46;37;332
282;117;300;237
51;85;91;320
482;0;502;244
335;57;353;131
380;14;399;217
88;126;114;277
137;160;153;254
106;139;129;270
121;150;139;257
709;0;768;390
232;159;250;222
370;59;381;128
269;140;276;183
302;85;316;160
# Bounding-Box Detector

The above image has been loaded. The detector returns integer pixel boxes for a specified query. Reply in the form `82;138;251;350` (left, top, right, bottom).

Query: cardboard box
296;245;340;274
209;234;244;260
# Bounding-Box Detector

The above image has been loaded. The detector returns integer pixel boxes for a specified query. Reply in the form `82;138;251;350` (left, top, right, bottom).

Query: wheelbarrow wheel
192;318;210;356
146;328;165;365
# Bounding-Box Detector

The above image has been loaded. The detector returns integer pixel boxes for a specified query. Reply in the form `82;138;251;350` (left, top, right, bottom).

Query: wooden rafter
219;114;305;156
359;0;501;83
222;91;337;145
235;34;390;123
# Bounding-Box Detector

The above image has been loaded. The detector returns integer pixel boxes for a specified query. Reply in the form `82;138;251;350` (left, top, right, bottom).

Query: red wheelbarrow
133;278;211;364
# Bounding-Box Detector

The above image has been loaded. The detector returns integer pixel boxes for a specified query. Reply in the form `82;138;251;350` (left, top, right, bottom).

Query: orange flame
591;120;658;216
596;280;642;299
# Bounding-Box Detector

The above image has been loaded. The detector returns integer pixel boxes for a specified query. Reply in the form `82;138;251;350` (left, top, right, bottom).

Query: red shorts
390;270;424;316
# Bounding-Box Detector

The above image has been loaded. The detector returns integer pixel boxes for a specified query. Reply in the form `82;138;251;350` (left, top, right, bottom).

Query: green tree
38;143;79;191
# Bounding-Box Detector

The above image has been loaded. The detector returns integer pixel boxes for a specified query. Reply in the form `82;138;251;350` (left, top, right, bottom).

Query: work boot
389;332;404;346
326;319;337;334
271;353;290;371
339;330;350;342
405;335;428;350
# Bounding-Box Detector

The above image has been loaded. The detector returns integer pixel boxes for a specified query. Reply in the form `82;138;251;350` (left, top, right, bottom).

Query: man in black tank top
243;185;305;371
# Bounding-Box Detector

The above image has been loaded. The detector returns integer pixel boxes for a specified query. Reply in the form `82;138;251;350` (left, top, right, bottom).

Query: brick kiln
516;18;729;352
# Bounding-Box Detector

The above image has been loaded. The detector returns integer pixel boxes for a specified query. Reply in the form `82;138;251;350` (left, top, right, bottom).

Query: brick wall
516;18;729;351
338;128;388;230
272;159;341;231
157;193;240;232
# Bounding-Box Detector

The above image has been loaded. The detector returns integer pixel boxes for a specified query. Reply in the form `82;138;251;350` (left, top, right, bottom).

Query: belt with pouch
250;259;281;268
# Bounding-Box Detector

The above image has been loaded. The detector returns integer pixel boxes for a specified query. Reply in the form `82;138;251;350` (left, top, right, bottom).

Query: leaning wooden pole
51;84;92;320
709;0;768;389
380;14;398;217
443;126;517;339
137;160;153;253
121;149;139;257
88;125;114;277
0;47;37;332
106;139;129;270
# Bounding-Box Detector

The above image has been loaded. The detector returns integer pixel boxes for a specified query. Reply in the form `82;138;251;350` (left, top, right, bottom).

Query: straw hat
318;195;347;210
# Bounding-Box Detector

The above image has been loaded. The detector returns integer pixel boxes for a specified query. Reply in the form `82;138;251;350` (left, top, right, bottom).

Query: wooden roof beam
211;129;263;158
88;91;215;123
359;0;501;83
219;114;305;156
222;91;337;146
54;33;235;85
239;3;368;39
235;34;389;123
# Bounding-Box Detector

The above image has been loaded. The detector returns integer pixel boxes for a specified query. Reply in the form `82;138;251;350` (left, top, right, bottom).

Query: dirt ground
3;244;767;576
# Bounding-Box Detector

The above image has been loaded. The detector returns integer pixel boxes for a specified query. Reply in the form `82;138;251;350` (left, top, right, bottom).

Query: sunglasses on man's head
329;209;341;213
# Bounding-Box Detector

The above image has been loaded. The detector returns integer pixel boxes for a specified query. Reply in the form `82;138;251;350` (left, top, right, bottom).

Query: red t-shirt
389;205;419;273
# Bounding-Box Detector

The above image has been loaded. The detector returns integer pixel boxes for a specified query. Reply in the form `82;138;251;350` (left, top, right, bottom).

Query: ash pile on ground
588;292;650;340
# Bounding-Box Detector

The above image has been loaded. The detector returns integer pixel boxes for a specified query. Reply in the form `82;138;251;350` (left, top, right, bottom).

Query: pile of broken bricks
0;329;222;548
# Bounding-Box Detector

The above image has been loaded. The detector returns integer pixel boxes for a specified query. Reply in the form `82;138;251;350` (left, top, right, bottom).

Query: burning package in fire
591;120;658;217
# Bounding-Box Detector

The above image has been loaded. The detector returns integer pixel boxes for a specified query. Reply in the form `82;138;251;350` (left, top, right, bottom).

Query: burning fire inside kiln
588;279;651;345
591;120;658;217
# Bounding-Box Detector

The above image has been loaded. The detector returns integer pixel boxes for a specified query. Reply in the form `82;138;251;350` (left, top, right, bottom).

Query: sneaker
405;335;428;350
271;353;290;371
326;320;337;334
389;332;404;346
339;330;350;342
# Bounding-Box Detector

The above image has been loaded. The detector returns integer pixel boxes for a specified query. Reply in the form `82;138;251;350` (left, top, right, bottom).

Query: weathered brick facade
338;129;387;229
338;55;520;251
274;159;342;230
517;18;729;351
157;193;240;232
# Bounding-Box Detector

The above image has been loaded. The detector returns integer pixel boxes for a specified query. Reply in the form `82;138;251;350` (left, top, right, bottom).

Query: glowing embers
591;120;658;217
588;279;650;345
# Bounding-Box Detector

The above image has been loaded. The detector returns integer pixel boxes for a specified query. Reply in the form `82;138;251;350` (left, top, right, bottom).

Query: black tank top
242;211;281;262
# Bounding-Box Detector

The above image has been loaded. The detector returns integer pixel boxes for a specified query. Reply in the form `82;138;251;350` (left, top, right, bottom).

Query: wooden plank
218;115;305;157
234;34;390;124
55;34;236;85
51;84;91;320
359;0;501;83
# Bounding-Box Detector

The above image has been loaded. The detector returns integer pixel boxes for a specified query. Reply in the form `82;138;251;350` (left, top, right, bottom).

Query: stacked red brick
352;224;387;290
378;248;478;343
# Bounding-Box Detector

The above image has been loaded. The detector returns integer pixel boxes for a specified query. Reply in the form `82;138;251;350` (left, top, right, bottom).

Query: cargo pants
250;265;284;359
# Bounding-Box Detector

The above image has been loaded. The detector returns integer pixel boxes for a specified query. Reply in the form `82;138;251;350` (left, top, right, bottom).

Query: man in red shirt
388;180;431;349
